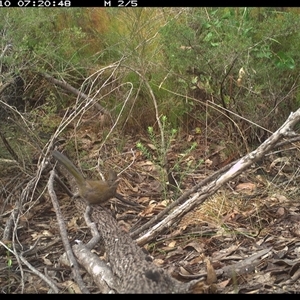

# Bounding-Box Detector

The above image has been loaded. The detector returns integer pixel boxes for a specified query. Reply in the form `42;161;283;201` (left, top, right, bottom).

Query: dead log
49;160;199;293
73;199;195;293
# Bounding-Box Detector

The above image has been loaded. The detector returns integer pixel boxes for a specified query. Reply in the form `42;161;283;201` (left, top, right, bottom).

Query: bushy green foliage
0;8;107;74
136;115;199;198
1;7;300;144
160;8;300;144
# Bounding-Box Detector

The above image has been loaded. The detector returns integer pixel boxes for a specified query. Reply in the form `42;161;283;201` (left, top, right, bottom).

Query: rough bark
76;199;193;293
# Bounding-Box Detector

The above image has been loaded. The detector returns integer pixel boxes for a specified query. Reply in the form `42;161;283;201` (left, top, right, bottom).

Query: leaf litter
1;128;300;293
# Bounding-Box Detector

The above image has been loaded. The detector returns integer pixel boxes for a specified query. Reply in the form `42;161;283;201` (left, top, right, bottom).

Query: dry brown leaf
153;258;164;266
31;231;53;241
275;207;286;218
276;194;289;203
189;255;204;265
137;196;150;204
138;202;165;217
147;143;157;150
61;280;82;293
205;257;217;284
42;255;53;266
234;182;256;194
183;241;204;253
138;160;155;167
217;278;231;288
168;240;176;248
205;159;213;168
179;266;193;276
67;216;80;229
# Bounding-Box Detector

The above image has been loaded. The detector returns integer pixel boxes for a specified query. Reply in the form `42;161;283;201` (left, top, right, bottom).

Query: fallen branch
72;242;118;293
135;109;300;246
42;73;110;115
131;160;236;239
48;170;90;294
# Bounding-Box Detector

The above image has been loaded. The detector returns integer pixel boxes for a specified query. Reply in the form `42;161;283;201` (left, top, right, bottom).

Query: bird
52;150;121;205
